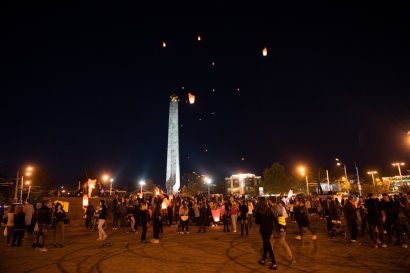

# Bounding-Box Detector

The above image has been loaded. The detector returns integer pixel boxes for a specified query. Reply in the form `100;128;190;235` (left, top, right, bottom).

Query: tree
180;173;203;195
262;163;291;194
31;168;56;194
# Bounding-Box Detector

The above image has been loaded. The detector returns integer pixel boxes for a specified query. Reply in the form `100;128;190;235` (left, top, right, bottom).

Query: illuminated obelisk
166;94;180;194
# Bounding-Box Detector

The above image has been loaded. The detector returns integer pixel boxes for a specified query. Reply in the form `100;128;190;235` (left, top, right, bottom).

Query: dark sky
1;5;410;189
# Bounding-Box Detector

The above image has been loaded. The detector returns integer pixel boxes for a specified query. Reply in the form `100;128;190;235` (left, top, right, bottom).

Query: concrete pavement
0;217;409;273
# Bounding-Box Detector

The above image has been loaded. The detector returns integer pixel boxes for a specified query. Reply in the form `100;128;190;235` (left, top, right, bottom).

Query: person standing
247;199;254;229
357;197;368;236
324;197;340;239
380;193;394;245
35;201;52;251
230;202;239;233
179;203;189;234
294;199;317;240
151;202;161;243
344;196;358;243
255;197;278;270
97;199;107;241
23;200;34;239
12;206;25;246
239;200;249;236
269;199;296;266
198;201;211;233
140;200;149;243
5;205;15;246
53;203;66;247
365;193;386;248
85;202;95;229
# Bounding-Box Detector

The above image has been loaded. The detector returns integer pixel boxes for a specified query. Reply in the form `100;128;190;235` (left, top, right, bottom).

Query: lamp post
139;180;146;196
26;181;31;202
392;162;405;181
20;166;33;203
299;167;309;196
336;158;349;195
367;171;377;188
110;178;114;196
205;177;212;195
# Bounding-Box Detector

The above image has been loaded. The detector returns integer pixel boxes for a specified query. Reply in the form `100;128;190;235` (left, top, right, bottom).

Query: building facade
225;173;261;195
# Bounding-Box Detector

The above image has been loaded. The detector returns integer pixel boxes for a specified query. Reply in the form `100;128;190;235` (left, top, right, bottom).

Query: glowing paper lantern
262;47;268;56
162;41;167;48
197;35;201;41
83;194;89;207
211;209;220;222
87;179;97;198
188;92;195;104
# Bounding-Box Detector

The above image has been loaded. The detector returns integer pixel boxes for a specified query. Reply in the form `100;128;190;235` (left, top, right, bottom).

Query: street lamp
392;162;405;181
139;180;146;196
205;177;212;195
299;167;309;196
18;166;34;203
25;181;31;201
367;171;377;188
110;178;114;196
336;158;349;195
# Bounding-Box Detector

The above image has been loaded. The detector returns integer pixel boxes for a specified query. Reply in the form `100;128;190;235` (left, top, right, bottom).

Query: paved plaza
1;217;409;273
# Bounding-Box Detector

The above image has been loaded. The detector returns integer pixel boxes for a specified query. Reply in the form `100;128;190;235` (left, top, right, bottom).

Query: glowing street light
102;175;109;182
336;158;349;194
392;162;405;181
205;177;212;195
299;167;309;195
18;166;34;203
110;178;114;196
367;171;377;188
139;180;146;195
25;181;31;201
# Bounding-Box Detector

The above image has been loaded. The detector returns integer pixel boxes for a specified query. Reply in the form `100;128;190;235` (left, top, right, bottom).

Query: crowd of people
2;191;410;270
1;199;68;252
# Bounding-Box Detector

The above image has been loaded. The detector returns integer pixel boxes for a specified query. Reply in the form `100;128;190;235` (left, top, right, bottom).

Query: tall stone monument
166;94;180;194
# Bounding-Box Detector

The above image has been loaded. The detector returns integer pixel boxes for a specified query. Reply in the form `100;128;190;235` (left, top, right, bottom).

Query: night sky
1;5;410;189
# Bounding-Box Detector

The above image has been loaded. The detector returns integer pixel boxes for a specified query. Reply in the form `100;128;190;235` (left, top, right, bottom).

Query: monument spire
166;94;180;194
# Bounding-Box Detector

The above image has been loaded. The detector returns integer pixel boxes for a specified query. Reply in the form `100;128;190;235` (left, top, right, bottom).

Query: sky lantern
188;92;195;104
197;35;201;41
162;41;167;48
262;47;268;56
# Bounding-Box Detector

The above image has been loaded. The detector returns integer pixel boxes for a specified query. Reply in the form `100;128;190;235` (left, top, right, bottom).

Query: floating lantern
197;35;201;41
83;194;89;207
162;41;167;48
262;47;268;56
188;92;195;104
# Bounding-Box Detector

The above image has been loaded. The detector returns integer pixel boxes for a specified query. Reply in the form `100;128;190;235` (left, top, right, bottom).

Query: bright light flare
262;47;268;56
162;41;167;48
188;92;195;104
197;35;201;41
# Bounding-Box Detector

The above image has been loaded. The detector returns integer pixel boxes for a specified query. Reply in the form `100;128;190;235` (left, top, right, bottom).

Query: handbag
63;216;70;224
34;222;39;233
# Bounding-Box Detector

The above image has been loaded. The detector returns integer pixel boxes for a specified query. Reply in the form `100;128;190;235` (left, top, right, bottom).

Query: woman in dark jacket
255;197;277;270
53;203;66;247
12;206;25;246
